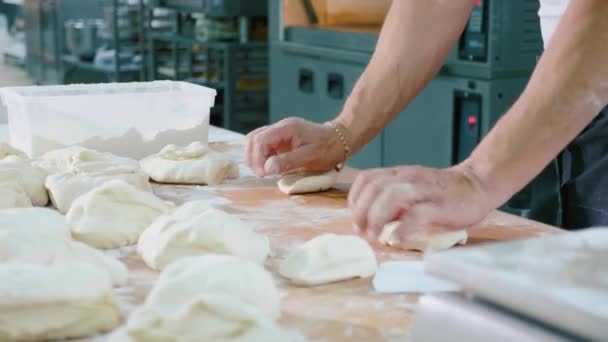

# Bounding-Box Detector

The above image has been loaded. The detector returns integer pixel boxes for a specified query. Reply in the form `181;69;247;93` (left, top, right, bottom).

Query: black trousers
559;105;608;229
510;105;608;229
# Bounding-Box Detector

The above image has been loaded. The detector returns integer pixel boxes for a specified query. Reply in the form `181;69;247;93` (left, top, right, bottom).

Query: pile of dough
114;255;286;342
379;222;468;253
278;170;338;195
0;157;49;206
0;182;31;209
140;142;239;185
279;233;378;286
33;146;140;174
67;180;173;248
0;207;71;239
138;201;269;270
0;229;128;286
0;143;27;160
0;262;120;341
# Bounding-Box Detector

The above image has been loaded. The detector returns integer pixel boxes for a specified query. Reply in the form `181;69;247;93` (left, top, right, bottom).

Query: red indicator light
468;116;477;126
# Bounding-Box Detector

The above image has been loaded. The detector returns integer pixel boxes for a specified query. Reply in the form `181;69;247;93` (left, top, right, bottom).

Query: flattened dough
0;207;71;239
114;255;284;342
279;233;377;286
0;229;128;286
278;170;338;195
0;183;32;209
0;143;27;160
379;222;468;253
67;180;172;248
0;262;120;341
0;157;48;206
138;201;269;270
139;142;239;185
33;146;140;174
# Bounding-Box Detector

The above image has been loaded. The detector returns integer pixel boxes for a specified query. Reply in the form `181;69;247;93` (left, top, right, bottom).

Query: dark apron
504;105;608;229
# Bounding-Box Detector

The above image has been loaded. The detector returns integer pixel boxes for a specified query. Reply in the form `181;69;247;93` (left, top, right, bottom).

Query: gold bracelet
325;121;352;171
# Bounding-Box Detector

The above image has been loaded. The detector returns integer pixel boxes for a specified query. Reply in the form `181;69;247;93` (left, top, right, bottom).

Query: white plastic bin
0;81;216;158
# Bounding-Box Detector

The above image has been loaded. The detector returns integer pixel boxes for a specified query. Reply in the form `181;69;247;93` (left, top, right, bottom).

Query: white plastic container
0;81;216;158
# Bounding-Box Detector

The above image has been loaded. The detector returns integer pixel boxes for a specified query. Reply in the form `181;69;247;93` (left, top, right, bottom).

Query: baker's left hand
348;164;493;241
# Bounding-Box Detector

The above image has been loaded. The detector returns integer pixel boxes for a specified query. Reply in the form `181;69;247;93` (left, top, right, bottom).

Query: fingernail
352;224;360;234
264;157;279;175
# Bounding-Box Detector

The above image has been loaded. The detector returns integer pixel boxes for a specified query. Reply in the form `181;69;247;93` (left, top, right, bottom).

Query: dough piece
378;222;468;252
0;143;27;160
279;233;378;286
138;201;269;270
114;255;284;342
67;180;173;248
0;157;49;206
0;262;120;341
0;182;32;209
33;146;140;174
0;207;71;239
46;168;151;214
278;170;338;195
140;142;239;185
0;229;128;286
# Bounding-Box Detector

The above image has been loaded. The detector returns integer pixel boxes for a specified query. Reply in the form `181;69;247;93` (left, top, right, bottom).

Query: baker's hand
348;164;493;241
245;117;344;176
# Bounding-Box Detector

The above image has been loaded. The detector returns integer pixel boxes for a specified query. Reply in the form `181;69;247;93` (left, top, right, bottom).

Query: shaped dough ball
379;222;468;253
278;170;338;195
279;233;377;286
46;169;151;214
0;229;128;286
140;142;239;185
0;207;71;239
0;262;120;341
0;143;27;160
0;158;48;206
67;180;173;249
0;183;32;209
138;201;269;270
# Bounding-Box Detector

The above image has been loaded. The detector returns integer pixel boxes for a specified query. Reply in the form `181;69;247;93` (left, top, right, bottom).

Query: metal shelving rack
60;0;147;83
145;0;268;133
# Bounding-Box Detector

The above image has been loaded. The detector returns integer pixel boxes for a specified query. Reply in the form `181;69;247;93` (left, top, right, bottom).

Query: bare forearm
464;0;608;209
335;0;474;152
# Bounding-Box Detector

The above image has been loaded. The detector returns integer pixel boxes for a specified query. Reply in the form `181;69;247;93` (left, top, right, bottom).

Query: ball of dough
0;182;32;209
0;262;120;341
67;180;173;249
0;229;128;286
33;146;140;174
277;170;338;195
279;233;378;286
379;222;468;253
46;169;151;214
0;157;49;206
138;201;269;270
0;143;27;160
0;207;71;239
139;142;239;185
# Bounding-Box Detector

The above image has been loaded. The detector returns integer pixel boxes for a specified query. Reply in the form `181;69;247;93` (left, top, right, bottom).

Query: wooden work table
90;127;565;341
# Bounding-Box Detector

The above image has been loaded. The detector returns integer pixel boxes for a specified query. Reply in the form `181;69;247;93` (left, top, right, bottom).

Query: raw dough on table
33;146;140;174
0;229;128;286
113;255;284;342
378;222;468;253
139;142;239;185
0;143;27;160
278;170;338;195
0;207;71;239
0;157;48;206
0;182;32;209
67;180;173;248
279;233;378;286
0;262;120;341
46;168;151;214
138;201;269;270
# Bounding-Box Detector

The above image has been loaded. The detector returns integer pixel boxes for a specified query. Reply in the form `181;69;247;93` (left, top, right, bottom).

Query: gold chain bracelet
325;121;352;171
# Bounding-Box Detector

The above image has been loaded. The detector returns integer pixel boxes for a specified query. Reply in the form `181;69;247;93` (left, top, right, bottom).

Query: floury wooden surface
86;127;565;341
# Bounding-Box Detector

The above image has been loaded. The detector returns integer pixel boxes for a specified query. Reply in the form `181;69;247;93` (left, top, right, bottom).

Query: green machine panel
270;41;382;169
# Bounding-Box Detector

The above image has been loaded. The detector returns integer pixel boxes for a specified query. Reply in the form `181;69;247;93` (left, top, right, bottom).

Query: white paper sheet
373;261;461;293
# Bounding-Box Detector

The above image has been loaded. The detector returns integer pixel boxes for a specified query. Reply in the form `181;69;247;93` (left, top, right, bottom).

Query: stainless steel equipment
64;19;105;60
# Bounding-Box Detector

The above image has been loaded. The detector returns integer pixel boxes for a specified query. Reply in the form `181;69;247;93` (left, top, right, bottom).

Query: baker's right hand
245;117;345;177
